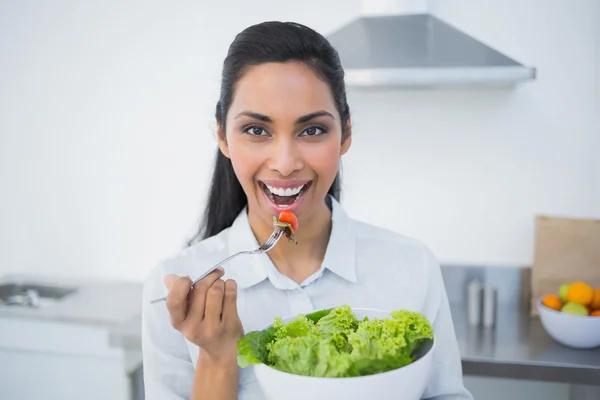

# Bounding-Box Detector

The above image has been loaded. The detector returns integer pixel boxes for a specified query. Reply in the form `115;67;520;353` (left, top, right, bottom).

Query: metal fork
150;227;286;304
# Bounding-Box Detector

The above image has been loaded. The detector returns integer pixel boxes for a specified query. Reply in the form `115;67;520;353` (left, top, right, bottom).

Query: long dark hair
188;21;350;246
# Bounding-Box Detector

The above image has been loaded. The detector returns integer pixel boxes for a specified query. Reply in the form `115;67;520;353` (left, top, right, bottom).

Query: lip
259;179;312;189
258;180;312;214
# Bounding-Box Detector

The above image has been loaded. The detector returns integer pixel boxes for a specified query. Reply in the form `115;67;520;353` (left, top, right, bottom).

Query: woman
142;21;473;400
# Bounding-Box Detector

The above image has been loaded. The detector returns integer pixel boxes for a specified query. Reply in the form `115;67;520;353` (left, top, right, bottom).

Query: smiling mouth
259;181;312;206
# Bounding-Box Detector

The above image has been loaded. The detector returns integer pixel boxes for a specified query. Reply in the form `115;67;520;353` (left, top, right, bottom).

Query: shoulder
142;228;231;300
349;218;441;281
349;218;445;313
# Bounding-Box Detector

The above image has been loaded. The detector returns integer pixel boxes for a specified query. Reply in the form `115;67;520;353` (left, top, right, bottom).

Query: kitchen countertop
451;304;600;385
0;274;143;327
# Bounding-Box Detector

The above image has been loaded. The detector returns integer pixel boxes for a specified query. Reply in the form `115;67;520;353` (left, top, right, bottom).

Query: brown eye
300;126;326;137
244;126;268;136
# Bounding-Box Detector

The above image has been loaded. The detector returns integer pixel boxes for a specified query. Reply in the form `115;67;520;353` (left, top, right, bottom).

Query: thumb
163;274;180;290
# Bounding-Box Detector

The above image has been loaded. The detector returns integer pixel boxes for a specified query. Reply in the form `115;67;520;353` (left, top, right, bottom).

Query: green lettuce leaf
315;304;358;339
348;318;407;360
237;325;277;368
268;335;354;377
347;314;419;376
304;308;333;324
311;340;353;377
273;315;319;341
390;309;434;355
267;336;319;376
330;331;351;353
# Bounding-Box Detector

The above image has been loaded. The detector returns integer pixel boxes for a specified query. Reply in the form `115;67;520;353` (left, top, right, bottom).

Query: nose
267;135;303;177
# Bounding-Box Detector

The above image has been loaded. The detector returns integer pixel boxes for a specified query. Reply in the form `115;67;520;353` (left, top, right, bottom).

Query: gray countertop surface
0;273;143;327
450;304;600;385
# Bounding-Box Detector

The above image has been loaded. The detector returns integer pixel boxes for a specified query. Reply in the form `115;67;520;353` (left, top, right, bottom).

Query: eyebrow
235;110;335;124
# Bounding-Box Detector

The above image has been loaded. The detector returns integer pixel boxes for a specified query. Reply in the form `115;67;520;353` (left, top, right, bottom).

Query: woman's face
218;61;351;230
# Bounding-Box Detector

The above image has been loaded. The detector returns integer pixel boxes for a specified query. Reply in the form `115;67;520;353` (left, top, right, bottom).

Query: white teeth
265;184;305;197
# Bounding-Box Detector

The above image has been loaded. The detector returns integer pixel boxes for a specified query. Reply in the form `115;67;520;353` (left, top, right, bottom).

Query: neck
247;200;332;282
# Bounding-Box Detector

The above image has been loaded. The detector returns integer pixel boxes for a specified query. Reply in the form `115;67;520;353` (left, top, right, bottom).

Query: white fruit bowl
538;298;600;349
253;308;436;400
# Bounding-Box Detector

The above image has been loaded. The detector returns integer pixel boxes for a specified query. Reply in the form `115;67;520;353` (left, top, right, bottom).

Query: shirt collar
224;196;357;289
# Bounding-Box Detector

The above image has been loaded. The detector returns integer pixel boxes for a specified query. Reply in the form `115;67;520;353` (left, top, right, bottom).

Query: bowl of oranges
538;281;600;349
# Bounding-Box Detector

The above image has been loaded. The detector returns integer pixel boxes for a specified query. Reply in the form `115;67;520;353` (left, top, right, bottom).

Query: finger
165;276;192;328
204;279;225;325
186;268;225;321
194;267;225;291
222;279;239;324
164;274;181;290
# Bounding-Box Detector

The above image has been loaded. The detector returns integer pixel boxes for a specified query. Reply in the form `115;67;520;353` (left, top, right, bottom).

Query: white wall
0;0;598;282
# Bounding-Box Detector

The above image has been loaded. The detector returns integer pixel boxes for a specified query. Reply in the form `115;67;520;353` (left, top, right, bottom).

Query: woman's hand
164;268;244;365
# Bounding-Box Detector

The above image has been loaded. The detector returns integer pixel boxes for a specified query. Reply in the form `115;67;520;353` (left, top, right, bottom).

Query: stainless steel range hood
326;13;536;88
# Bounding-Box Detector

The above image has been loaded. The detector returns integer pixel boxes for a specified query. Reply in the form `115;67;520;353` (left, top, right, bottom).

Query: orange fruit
567;281;593;306
590;288;600;310
542;294;562;311
591;310;600;317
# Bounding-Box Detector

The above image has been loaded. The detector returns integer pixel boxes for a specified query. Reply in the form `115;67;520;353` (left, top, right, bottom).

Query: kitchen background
0;0;599;399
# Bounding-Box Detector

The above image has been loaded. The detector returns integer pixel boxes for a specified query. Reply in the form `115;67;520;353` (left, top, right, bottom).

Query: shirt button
296;293;306;301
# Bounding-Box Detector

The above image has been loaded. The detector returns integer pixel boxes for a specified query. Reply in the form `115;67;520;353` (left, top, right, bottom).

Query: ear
340;119;352;156
341;134;352;156
217;123;231;159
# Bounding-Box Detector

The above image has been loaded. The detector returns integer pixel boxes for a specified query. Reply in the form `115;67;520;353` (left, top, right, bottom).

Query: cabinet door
0;318;130;400
0;348;130;400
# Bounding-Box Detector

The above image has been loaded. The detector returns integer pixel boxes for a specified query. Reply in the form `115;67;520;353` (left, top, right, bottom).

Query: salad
237;305;434;378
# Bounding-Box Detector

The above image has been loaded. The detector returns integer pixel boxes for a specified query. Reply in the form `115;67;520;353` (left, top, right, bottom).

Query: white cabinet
0;316;133;400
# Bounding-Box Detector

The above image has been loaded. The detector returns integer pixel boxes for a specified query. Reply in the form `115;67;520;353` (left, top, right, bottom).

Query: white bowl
538;299;600;349
253;308;436;400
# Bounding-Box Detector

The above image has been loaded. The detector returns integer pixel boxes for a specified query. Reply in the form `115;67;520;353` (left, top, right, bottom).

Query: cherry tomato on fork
278;210;299;232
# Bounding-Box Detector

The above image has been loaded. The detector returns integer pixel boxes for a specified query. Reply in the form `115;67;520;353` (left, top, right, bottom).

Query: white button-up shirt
142;197;473;400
